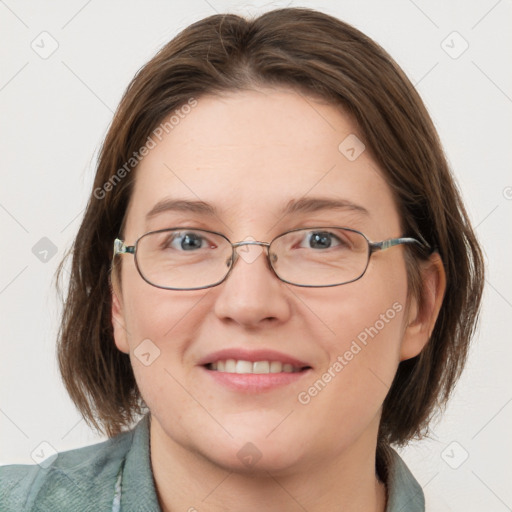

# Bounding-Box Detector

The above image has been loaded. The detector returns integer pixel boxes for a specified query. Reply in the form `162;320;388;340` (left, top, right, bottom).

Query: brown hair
55;7;484;446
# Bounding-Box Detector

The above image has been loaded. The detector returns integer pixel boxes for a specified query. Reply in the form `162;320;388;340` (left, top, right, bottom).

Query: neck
149;416;387;512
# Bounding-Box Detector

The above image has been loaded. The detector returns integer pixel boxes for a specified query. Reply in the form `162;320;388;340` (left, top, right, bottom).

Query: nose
213;241;291;328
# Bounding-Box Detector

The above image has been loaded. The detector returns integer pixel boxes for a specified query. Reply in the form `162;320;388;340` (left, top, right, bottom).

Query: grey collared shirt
0;414;424;511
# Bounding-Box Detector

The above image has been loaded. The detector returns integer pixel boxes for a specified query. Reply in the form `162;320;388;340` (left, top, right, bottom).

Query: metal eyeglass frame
112;226;430;290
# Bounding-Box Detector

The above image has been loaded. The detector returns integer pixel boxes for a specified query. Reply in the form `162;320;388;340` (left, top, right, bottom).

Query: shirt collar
119;413;161;511
384;447;425;511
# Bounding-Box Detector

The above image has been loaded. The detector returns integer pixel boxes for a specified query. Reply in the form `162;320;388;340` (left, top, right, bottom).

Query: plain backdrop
1;1;511;510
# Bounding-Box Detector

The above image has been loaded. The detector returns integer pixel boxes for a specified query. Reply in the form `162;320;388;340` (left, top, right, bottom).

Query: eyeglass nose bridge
231;240;271;249
229;239;275;267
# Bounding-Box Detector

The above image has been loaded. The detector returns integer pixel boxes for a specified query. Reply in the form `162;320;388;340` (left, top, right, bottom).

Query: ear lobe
110;274;130;354
400;252;446;361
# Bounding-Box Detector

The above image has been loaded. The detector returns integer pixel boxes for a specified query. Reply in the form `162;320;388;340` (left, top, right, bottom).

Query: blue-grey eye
170;232;205;251
303;231;341;250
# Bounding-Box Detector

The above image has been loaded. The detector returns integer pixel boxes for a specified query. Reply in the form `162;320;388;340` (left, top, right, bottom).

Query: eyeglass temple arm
113;238;135;255
369;237;431;253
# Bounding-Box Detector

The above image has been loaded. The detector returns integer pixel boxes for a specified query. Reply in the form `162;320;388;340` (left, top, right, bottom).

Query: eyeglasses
112;226;429;290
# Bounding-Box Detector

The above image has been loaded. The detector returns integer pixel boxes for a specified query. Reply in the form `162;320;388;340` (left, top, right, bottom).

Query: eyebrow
145;196;369;221
146;199;217;219
282;197;369;217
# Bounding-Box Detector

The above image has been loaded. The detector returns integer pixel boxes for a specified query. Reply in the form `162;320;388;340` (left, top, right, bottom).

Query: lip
200;365;313;393
196;348;312;368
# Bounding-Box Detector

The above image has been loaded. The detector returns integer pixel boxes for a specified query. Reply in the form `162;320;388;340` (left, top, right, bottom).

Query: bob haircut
56;7;484;451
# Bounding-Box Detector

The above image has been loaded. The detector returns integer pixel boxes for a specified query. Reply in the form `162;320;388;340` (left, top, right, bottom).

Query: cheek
306;262;408;413
121;286;211;433
121;256;205;342
119;260;206;383
335;296;405;408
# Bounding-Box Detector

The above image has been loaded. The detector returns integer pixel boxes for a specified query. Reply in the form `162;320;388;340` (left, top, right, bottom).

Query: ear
110;273;130;354
400;252;446;361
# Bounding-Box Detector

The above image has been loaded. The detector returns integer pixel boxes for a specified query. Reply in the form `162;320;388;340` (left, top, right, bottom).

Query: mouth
201;358;313;393
198;348;313;392
204;359;312;374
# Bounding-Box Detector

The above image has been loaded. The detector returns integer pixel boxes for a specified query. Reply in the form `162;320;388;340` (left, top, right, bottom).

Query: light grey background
1;1;511;510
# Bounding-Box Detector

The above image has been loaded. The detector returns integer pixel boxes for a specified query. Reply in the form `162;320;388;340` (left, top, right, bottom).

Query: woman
0;7;483;512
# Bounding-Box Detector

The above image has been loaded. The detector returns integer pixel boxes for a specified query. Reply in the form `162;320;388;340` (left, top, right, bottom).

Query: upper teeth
208;359;302;374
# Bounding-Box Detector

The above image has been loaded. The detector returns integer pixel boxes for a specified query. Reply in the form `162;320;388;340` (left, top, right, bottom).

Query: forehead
124;88;400;238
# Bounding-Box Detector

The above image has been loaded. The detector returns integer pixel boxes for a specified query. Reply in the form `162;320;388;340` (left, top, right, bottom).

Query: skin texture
111;88;445;512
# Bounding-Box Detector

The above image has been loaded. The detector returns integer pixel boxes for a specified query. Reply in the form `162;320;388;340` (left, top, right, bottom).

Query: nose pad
224;253;235;268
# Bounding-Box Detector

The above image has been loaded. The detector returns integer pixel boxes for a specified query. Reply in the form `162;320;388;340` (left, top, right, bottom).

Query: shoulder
0;427;135;512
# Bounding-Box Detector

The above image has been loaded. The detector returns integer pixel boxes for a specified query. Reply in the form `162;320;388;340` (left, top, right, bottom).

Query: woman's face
112;87;424;473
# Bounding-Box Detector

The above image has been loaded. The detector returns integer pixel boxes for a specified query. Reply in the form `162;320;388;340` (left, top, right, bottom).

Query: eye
164;231;210;251
300;230;345;250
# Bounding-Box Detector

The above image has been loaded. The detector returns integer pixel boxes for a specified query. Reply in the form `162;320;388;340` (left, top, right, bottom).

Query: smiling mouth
204;359;312;374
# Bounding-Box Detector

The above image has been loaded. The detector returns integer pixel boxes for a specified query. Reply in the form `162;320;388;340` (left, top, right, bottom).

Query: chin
198;432;307;475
